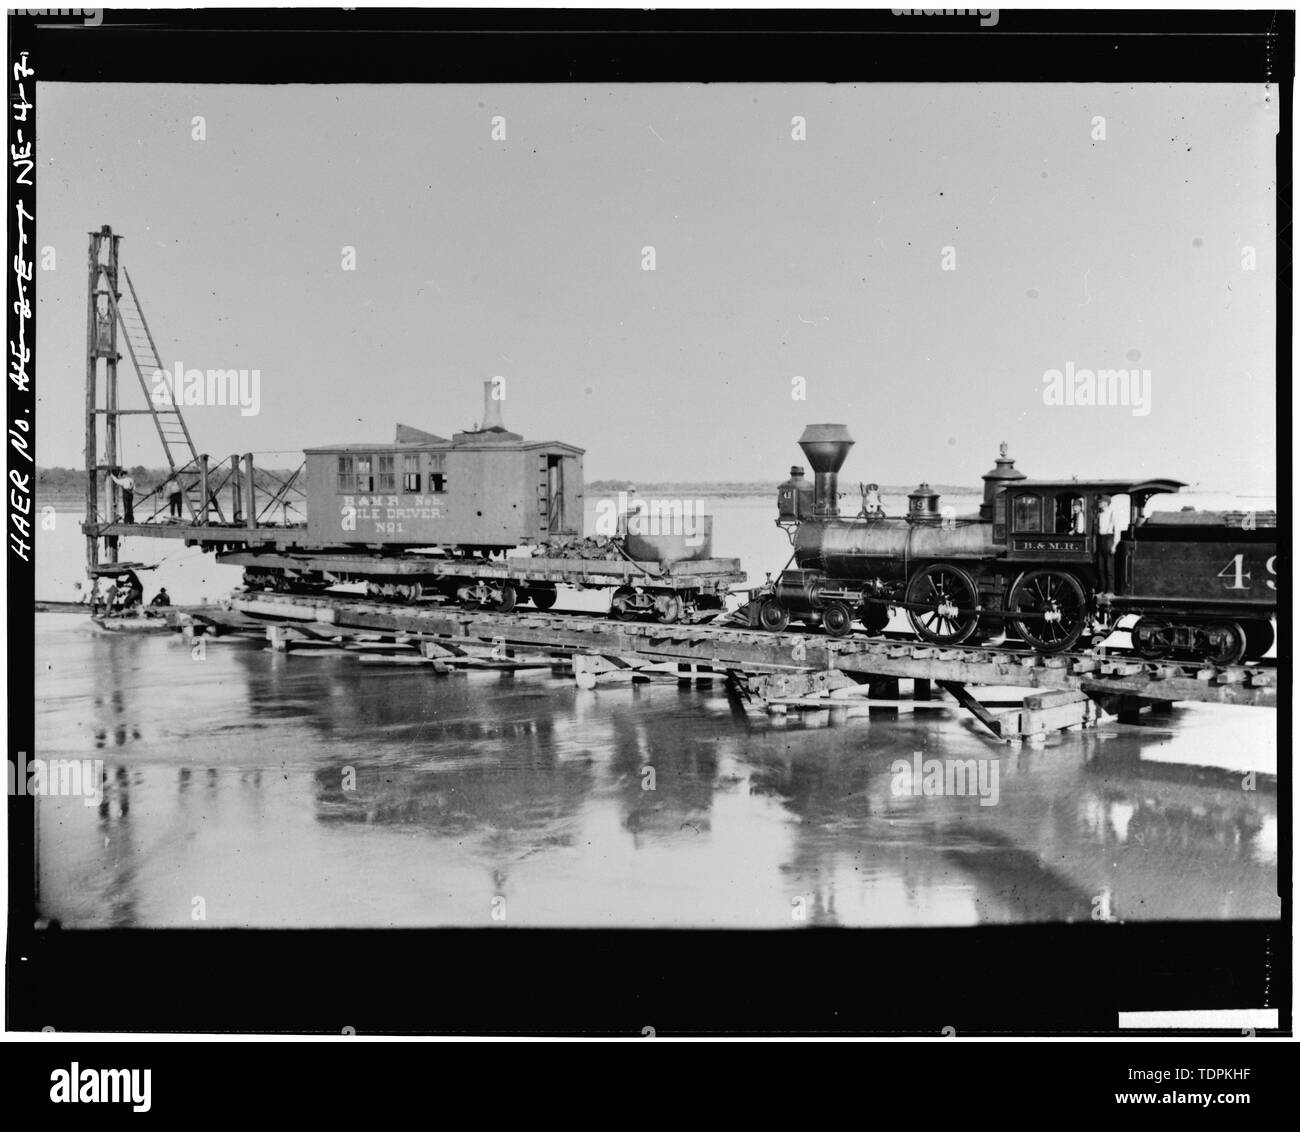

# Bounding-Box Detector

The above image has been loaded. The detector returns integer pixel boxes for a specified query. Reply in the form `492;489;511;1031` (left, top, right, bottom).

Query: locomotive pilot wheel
758;598;790;632
905;564;980;645
1007;569;1088;653
821;601;855;638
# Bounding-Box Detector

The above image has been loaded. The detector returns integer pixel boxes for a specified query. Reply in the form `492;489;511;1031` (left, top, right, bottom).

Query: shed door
546;455;565;532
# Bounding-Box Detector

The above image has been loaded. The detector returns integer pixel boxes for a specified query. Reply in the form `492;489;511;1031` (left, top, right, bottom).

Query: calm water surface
34;612;1277;928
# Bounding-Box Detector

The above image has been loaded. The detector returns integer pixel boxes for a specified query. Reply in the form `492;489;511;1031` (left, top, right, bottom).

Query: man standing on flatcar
108;467;136;523
1095;495;1116;595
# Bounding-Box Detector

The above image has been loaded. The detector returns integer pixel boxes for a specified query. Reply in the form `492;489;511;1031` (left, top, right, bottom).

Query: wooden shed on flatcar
302;390;584;552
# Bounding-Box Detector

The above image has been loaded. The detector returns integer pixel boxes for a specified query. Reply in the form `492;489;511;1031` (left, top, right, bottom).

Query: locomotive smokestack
798;423;854;518
481;380;505;432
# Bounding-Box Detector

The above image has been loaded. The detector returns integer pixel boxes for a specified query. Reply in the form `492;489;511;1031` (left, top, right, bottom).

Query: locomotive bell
798;424;854;518
908;483;942;524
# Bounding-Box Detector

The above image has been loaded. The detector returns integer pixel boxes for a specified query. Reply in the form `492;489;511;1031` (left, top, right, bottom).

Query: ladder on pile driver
105;262;226;523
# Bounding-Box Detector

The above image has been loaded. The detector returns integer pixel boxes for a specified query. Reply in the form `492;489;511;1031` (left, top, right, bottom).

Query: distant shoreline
36;479;1271;513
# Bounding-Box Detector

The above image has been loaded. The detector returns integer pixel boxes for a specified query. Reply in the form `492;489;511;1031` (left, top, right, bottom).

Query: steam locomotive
753;424;1277;665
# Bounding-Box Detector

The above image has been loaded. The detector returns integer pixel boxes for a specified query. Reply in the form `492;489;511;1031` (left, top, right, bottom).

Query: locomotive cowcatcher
753;424;1276;665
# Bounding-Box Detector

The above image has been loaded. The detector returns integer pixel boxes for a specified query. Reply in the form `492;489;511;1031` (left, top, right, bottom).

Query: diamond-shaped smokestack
798;424;854;517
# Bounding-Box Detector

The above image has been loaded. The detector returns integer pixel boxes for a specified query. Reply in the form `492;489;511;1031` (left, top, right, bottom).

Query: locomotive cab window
1012;493;1042;533
1054;493;1087;535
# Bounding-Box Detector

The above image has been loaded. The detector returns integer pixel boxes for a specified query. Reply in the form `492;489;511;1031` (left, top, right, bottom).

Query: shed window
355;456;374;493
1013;494;1042;532
402;454;421;493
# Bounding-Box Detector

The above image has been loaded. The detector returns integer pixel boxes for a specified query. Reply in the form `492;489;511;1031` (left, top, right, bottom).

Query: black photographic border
6;6;1292;1046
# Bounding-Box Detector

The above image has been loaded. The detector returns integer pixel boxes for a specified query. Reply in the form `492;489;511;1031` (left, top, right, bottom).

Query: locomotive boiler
756;424;1276;665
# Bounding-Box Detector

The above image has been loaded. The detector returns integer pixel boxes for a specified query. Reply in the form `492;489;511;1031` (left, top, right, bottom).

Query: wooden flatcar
223;385;745;619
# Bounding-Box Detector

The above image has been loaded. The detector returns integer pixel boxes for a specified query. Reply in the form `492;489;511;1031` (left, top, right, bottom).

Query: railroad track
231;587;1276;692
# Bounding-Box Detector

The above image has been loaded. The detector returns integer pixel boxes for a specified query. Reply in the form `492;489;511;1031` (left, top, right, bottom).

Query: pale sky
35;82;1277;491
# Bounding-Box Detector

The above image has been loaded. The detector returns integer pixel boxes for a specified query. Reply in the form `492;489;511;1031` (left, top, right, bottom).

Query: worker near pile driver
114;569;144;611
162;474;183;519
108;467;136;523
1095;495;1116;595
150;587;172;608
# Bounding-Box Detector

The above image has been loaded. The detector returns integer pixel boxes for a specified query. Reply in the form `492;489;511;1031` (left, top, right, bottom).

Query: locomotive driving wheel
905;564;980;645
1007;569;1088;653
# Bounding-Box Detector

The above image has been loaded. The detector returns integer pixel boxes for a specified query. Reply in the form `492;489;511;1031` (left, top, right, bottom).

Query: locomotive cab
1001;478;1185;587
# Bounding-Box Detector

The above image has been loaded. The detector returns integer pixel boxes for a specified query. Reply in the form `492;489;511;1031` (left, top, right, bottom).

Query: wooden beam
937;680;1003;738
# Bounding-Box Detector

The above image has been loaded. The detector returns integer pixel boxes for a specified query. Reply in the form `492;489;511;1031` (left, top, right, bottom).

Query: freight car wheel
527;583;558;611
1007;569;1088;653
493;583;518;613
653;593;683;623
1130;618;1171;660
611;586;639;621
905;564;980;645
822;601;855;638
758;599;790;632
1203;622;1248;666
1243;619;1274;660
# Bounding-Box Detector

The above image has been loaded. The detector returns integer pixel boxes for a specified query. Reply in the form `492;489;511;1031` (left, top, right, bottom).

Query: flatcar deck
217;549;746;589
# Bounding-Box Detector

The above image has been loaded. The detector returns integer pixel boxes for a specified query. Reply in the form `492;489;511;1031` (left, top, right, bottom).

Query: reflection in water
34;613;1278;928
